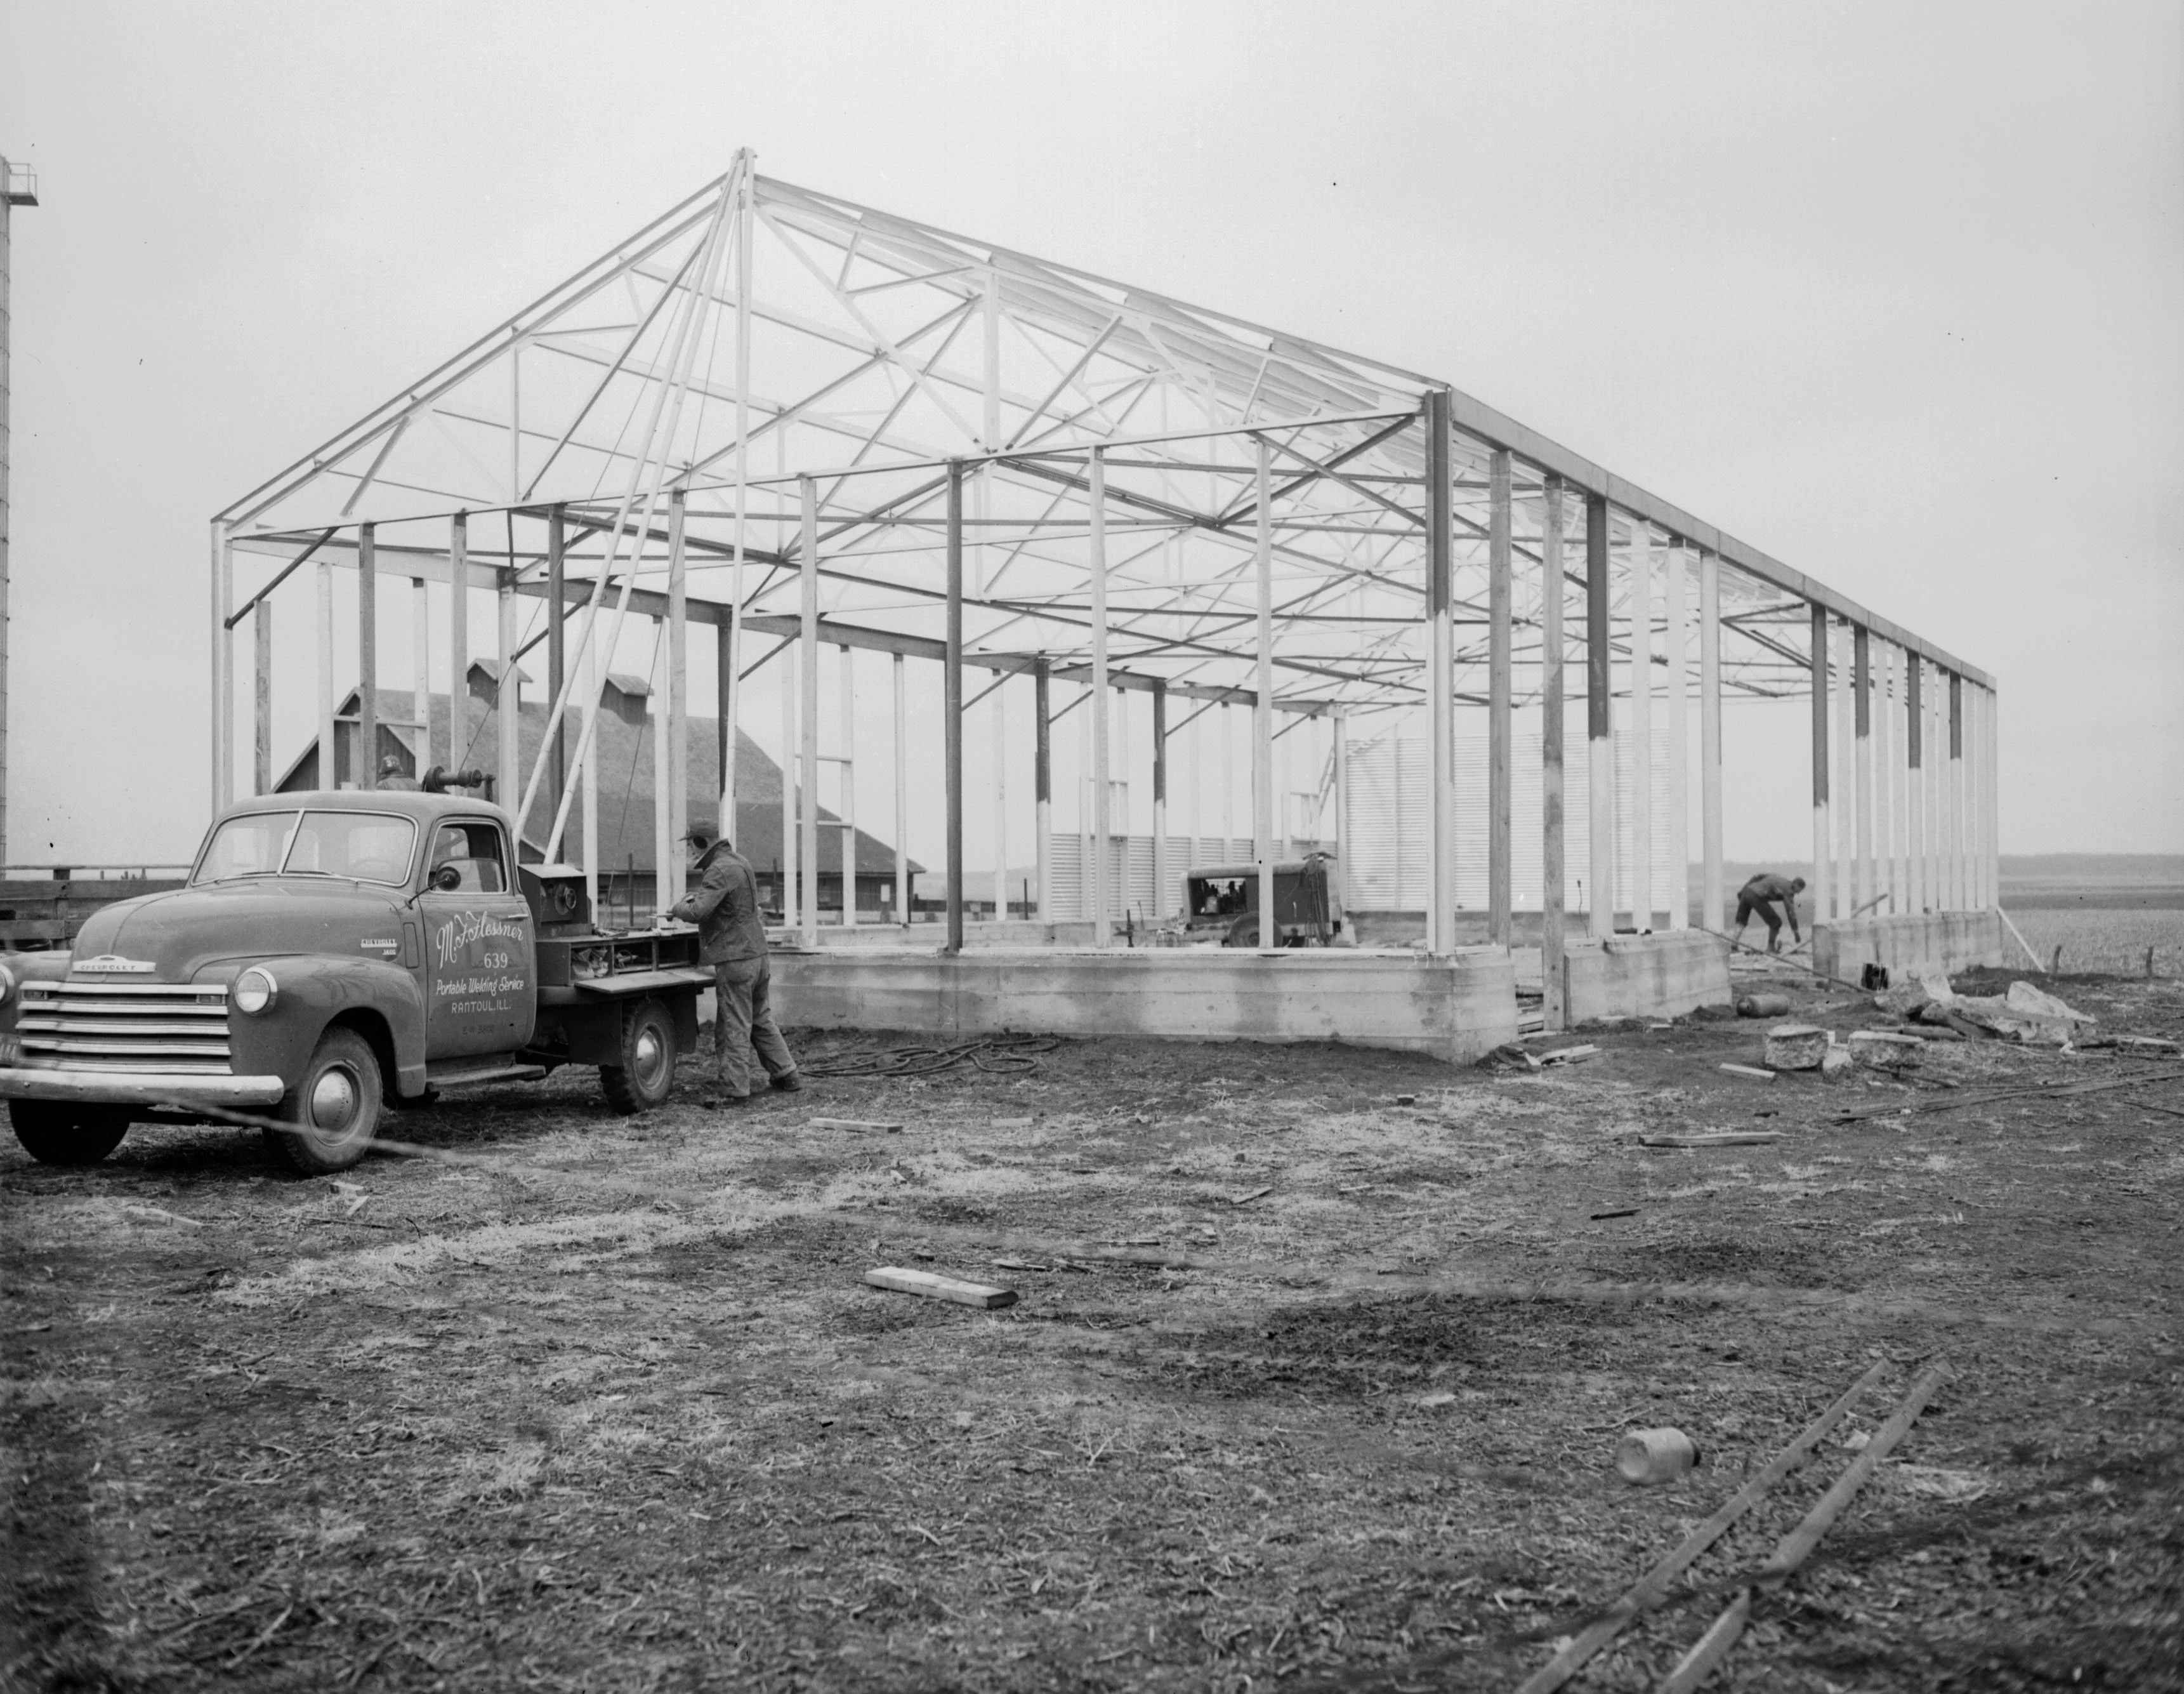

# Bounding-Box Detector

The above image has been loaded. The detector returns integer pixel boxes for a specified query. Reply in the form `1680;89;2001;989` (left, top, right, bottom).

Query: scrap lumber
1834;1067;2184;1123
1656;1590;1753;1694
812;1118;905;1133
864;1266;1017;1309
1639;1132;1783;1149
1758;1358;1949;1582
1513;1359;1886;1694
1718;1063;1777;1082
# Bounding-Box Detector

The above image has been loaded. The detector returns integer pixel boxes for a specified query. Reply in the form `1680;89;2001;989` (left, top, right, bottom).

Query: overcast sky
3;0;2178;866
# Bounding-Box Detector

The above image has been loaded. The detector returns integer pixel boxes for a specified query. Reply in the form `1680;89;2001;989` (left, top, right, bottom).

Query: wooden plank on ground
864;1266;1018;1309
812;1118;905;1133
1640;1132;1784;1149
1513;1359;1885;1694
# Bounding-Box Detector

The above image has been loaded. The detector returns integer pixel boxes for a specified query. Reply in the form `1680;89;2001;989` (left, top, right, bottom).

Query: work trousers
1734;896;1784;943
711;956;797;1097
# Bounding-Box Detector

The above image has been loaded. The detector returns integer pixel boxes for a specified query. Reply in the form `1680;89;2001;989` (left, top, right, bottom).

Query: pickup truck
0;790;711;1175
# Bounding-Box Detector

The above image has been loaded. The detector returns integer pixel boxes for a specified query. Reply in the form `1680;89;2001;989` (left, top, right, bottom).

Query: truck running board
425;1059;551;1089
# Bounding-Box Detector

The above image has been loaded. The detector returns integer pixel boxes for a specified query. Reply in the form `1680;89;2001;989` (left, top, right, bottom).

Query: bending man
671;826;803;1102
1732;871;1806;954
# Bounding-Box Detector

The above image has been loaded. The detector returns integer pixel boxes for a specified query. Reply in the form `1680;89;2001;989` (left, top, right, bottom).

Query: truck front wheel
10;1100;130;1166
267;1028;383;1175
600;998;676;1114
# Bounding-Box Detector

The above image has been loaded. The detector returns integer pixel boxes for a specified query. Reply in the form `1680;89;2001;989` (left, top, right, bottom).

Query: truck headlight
0;964;12;1005
234;967;278;1016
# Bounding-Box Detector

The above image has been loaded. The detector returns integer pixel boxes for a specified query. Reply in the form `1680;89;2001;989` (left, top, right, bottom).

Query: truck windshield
194;810;418;888
194;812;297;883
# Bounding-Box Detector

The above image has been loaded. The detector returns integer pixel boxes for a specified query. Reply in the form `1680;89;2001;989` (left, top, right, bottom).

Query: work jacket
671;842;769;966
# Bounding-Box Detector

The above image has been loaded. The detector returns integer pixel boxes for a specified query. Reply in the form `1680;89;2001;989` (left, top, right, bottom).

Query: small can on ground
1617;1427;1701;1485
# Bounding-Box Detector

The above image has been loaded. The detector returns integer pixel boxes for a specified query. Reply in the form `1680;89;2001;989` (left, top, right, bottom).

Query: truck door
416;819;537;1057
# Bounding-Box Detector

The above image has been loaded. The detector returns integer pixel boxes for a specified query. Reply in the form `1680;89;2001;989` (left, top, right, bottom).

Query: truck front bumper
0;1068;287;1110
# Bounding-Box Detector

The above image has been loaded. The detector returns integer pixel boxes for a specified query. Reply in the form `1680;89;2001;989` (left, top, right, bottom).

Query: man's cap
1791;877;1808;890
683;825;717;847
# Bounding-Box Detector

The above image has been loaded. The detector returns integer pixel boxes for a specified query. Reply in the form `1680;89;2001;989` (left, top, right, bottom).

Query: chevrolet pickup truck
0;791;711;1174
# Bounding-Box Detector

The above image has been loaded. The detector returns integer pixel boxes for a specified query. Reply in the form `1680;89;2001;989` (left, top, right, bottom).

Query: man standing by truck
1731;871;1807;954
672;826;802;1102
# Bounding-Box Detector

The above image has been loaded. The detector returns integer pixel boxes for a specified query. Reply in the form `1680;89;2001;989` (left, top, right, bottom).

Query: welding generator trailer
1179;853;1343;949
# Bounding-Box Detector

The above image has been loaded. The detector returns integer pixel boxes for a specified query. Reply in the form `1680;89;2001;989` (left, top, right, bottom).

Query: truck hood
69;880;405;982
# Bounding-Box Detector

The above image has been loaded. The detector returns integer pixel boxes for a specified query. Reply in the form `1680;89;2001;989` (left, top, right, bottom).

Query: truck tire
266;1027;383;1176
10;1100;131;1166
600;998;676;1115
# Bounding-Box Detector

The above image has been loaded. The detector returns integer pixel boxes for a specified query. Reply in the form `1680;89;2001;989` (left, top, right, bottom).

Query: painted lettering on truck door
417;820;536;1057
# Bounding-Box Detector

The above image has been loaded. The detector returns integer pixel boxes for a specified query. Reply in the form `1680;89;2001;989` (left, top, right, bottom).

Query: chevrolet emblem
75;955;157;974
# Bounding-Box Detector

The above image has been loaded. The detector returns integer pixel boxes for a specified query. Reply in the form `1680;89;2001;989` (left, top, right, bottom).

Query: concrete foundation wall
1563;931;1732;1024
1813;912;2004;984
771;948;1520;1065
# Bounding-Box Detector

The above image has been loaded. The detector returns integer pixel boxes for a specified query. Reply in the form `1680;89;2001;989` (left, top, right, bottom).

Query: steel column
1426;393;1455;953
1034;658;1051;925
1626;525;1653;930
1699;548;1723;934
780;642;797;927
838;644;856;926
1913;656;1930;913
666;488;687;904
448;514;468;774
1855;624;1873;916
1663;541;1689;930
1834;616;1855;919
1586;495;1615;939
1091;446;1111;947
495;565;518;811
1810;604;1832;929
944;461;965;955
991;672;1008;922
1152;678;1168;919
1487;446;1513;945
211;520;234;812
799;477;820;946
1254;435;1277;948
317;560;336;789
253;599;272;795
357;523;377;788
547;505;566;825
411;578;430;769
1957;677;1974;913
1540;476;1567;1027
893;651;909;925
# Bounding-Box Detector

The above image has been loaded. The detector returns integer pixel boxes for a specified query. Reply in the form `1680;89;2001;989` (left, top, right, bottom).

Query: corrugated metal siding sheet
1046;835;1259;920
1343;729;1677;918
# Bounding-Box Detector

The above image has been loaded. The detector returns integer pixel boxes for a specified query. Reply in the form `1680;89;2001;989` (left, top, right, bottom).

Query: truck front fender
204;956;428;1100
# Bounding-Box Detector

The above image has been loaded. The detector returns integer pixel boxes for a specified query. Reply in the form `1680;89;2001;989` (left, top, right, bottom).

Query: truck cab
0;791;709;1175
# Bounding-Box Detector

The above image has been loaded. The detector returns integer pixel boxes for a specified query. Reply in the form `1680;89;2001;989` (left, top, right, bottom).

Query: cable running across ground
796;1035;1060;1079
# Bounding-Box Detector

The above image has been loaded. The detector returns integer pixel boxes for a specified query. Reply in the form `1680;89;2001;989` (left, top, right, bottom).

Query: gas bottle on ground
1616;1427;1701;1485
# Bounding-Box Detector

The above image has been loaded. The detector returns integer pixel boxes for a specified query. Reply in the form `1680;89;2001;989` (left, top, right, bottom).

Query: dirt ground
4;961;2181;1693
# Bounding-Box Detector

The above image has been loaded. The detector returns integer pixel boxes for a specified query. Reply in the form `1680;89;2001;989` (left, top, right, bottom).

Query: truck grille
16;983;234;1074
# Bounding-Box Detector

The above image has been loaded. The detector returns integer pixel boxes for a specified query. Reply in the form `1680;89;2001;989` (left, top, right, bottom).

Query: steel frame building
211;155;2002;1034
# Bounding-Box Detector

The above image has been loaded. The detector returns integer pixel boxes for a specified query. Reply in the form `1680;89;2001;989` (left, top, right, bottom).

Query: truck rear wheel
10;1100;131;1166
267;1027;383;1175
600;998;676;1114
